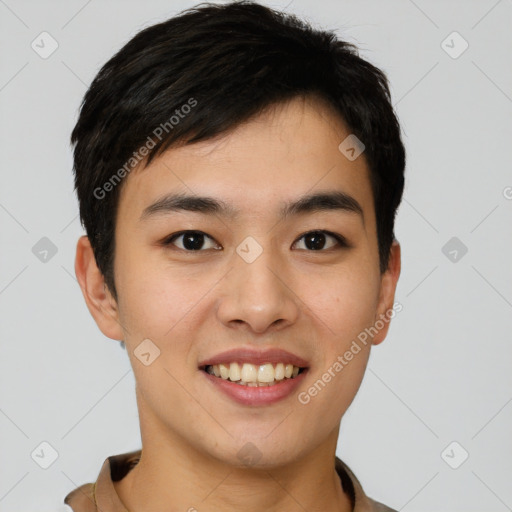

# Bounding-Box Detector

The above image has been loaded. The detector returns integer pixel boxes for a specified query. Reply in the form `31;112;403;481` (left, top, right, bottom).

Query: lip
201;368;308;406
198;347;309;368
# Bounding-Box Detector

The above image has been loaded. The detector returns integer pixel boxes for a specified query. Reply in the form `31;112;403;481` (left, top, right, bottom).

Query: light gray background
1;0;511;510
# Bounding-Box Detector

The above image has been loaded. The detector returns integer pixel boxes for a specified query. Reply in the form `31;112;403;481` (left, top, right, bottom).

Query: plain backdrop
0;0;511;510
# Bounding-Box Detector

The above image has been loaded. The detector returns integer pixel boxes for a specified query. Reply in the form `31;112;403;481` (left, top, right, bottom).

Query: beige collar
65;450;394;511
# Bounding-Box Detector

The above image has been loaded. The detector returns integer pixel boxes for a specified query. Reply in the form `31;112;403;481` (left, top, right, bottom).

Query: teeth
229;362;241;381
219;363;230;380
205;362;304;385
275;363;285;380
257;363;275;383
241;363;258;382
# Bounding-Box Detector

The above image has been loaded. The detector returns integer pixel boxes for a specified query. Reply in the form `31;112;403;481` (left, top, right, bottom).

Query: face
79;95;400;468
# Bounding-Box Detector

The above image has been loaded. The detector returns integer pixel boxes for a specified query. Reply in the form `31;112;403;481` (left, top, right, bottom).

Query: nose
216;245;300;334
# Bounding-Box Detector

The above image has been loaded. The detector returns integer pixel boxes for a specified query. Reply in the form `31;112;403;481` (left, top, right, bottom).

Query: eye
163;230;221;251
293;230;348;251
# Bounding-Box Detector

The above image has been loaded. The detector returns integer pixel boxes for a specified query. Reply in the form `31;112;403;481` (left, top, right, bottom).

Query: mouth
198;348;310;405
200;362;307;387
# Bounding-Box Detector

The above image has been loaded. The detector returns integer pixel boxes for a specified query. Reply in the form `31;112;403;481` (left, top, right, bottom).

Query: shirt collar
66;450;382;512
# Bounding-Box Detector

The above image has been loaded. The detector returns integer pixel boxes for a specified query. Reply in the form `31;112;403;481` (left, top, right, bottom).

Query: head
73;1;404;468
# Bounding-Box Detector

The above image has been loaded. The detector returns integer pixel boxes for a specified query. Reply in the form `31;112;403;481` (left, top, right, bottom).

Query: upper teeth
206;362;301;385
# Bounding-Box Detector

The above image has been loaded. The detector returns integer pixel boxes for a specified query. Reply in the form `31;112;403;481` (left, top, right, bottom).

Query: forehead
118;95;375;229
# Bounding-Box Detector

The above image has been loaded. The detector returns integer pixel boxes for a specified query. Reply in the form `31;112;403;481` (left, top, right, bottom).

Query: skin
75;94;401;512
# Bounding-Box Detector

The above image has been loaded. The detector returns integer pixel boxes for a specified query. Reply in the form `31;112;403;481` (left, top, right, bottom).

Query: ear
74;235;124;341
372;240;401;346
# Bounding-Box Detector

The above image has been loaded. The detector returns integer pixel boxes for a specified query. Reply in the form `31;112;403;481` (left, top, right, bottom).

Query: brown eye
293;230;348;251
164;231;221;251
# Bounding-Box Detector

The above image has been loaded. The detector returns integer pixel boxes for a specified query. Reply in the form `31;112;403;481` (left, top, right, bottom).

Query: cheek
116;248;209;340
291;268;377;411
302;266;379;342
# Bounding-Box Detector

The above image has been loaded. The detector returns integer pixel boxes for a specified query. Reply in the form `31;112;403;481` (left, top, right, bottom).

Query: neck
114;394;352;512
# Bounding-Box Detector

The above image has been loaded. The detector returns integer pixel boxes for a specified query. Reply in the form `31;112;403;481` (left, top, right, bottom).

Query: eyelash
161;229;350;252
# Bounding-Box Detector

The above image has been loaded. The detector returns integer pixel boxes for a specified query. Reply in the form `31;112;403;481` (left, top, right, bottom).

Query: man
65;1;405;510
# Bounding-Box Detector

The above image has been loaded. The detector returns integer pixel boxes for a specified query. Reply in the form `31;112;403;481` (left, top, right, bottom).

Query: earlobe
74;235;124;341
372;240;401;346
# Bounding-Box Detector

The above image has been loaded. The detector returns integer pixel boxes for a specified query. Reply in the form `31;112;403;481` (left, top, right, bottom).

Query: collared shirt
64;450;397;511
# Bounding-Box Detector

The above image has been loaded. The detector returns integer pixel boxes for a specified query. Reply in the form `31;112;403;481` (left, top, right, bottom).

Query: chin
206;434;304;470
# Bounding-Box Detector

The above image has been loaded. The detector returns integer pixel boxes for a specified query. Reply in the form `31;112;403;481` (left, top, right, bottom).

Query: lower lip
201;369;308;406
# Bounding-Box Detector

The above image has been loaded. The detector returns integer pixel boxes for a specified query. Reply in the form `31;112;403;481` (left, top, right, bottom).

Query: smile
203;362;306;386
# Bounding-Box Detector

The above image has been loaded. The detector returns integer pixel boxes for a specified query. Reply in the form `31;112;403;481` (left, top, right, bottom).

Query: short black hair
71;0;406;302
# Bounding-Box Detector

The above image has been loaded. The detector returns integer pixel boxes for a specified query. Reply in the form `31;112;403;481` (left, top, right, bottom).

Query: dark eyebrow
140;190;364;224
140;193;238;220
280;191;364;223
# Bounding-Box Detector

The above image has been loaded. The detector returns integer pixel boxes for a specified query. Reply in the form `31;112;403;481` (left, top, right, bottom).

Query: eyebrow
140;190;364;223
